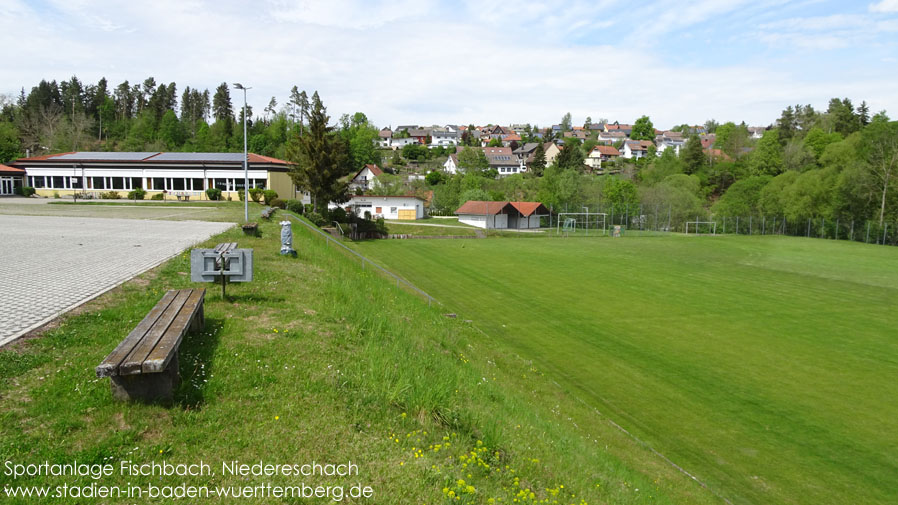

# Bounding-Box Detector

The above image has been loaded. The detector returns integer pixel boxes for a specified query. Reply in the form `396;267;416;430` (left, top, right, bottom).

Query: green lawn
353;234;898;505
0;213;719;504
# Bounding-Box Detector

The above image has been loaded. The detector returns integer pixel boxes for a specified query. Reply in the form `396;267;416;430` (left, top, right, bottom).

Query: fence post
850;220;854;241
835;219;839;240
667;205;671;231
625;204;629;228
749;215;752;235
821;217;825;238
723;216;727;234
736;216;739;234
866;221;870;243
884;223;889;245
807;218;811;237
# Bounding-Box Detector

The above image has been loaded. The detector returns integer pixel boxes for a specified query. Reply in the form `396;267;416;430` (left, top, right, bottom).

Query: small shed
348;195;425;220
455;200;549;229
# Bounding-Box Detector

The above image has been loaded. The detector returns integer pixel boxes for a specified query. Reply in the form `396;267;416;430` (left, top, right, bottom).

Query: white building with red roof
455;200;549;229
0;163;26;195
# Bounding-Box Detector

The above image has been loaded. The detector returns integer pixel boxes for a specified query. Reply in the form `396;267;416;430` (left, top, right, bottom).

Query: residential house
348;164;383;192
543;142;561;167
563;130;589;140
455;200;549;229
430;127;458;148
655;131;686;156
621;140;653;159
747;126;767;139
443;153;460;174
585;145;621;170
407;128;431;144
597;131;627;145
483;147;525;176
376;128;392;148
347;195;426;220
604;123;633;136
501;133;522;147
390;136;419;149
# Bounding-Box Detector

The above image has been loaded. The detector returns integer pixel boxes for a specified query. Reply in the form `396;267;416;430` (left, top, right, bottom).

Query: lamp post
234;83;251;222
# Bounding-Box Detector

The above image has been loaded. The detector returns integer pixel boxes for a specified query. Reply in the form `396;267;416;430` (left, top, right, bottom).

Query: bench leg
190;304;205;332
109;353;180;402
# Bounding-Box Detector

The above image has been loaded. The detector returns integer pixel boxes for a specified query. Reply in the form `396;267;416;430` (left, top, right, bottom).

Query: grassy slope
0;214;716;504
353;235;898;505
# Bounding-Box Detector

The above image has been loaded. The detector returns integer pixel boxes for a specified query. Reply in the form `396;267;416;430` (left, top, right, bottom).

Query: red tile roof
455;200;513;215
509;201;549;217
365;164;383;176
591;145;621;156
0;164;25;174
247;153;291;165
455;200;547;216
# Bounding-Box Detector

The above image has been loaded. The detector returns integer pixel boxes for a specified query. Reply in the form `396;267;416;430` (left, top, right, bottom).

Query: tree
457;146;489;173
583;116;592;129
857;101;870;127
553;143;585;172
212;82;233;122
425;170;444;185
488;137;502;147
339;111;379;169
0;122;22;162
750;129;783;176
265;96;277;119
827;97;859;137
603;177;638;216
285;92;353;212
711;176;771;217
631;115;655;141
714;121;750;158
529;143;547;177
682;134;705;175
158;109;185;149
560;112;572;132
861;118;898;226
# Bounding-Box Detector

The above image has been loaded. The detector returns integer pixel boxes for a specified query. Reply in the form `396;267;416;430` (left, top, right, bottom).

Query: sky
2;0;897;129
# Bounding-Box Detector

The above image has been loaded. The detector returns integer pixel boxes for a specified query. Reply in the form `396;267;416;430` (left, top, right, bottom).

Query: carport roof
0;163;25;175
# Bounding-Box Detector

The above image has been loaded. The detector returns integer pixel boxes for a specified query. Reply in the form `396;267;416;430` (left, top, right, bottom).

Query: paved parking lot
0;215;234;346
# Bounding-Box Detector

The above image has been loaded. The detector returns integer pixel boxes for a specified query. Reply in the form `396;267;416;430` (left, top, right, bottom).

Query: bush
331;207;348;223
53;191;60;199
285;199;304;214
249;187;263;203
304;203;314;215
270;198;286;209
237;189;245;202
306;211;327;227
100;191;121;199
262;189;278;205
151;193;165;200
206;188;222;201
18;186;35;197
127;187;146;200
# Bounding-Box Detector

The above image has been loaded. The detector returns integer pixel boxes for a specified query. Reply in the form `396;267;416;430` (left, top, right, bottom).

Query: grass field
0;211;723;504
354;234;898;505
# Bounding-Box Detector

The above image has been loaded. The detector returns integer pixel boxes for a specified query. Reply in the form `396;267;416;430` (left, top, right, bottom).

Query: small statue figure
279;220;297;257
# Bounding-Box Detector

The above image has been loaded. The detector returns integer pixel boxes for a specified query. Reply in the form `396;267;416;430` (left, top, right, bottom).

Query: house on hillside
455;200;549;229
430;128;458;148
376;128;392;147
656;132;686;156
621;140;653;159
390;136;418;149
483;147;525;176
347;195;426;220
747;126;767;139
597;131;627;145
349;164;383;192
443;153;460;174
585;145;621;170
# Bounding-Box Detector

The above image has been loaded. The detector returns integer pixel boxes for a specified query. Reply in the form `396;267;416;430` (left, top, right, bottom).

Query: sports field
354;235;898;505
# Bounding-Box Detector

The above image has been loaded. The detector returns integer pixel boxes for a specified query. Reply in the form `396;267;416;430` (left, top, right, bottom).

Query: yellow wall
269;172;296;200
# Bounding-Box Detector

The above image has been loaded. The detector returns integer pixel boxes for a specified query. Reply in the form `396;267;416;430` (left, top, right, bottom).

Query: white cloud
869;0;898;13
0;0;896;129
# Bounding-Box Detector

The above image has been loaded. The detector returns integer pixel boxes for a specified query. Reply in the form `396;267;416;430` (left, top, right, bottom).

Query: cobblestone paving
0;215;234;346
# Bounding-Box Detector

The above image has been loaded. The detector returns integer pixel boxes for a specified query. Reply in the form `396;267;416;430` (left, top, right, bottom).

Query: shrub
285;199;304;214
19;186;35;197
262;189;278;205
249;187;263;203
53;191;60;199
270;198;286;209
100;191;121;199
237;189;245;202
306;211;327;227
205;188;222;201
127;187;146;200
151;193;165;200
331;206;348;223
304;203;314;215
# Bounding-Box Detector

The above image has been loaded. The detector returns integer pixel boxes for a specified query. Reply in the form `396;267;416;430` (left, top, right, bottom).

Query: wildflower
275;415;279;420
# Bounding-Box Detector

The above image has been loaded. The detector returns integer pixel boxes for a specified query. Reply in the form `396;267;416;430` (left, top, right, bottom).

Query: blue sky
2;0;897;129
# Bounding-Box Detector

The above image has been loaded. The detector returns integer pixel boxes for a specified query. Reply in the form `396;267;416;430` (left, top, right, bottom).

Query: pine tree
529;142;547;177
857;101;870;127
285;92;352;212
212;82;233;122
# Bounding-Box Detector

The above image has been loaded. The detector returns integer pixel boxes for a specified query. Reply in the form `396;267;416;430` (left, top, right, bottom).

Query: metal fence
286;212;441;305
546;203;898;246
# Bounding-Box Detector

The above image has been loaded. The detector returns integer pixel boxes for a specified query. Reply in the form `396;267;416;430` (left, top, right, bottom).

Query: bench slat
119;290;191;375
96;290;178;378
142;289;205;373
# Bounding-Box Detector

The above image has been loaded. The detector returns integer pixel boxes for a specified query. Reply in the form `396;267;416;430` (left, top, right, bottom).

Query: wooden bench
214;242;238;255
96;288;205;402
260;206;276;220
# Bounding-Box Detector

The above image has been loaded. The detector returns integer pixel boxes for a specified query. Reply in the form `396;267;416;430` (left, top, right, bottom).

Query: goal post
685;221;718;235
556;212;608;236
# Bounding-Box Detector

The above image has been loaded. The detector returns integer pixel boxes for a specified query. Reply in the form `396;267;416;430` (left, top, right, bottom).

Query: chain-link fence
544;203;898;246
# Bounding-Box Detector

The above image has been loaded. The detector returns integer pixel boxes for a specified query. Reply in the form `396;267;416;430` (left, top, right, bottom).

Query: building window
390;207;397;213
111;177;125;190
192;178;204;191
131;177;142;189
32;176;46;188
92;177;105;190
234;178;245;190
151;178;164;191
71;177;82;189
52;176;64;188
214;178;229;191
172;178;185;191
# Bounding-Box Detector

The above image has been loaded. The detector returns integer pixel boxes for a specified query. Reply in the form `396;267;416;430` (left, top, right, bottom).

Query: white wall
349;196;424;220
458;213;507;229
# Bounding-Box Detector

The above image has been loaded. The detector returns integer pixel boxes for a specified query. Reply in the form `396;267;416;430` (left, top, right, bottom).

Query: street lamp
234;83;251;222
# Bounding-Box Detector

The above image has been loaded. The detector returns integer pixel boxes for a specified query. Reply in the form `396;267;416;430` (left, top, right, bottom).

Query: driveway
0;215;233;347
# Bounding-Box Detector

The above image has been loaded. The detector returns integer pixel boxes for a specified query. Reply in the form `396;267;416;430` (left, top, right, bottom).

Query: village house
376;128;392;148
655;131;686;156
348;164;383;192
347;195;426;220
455;200;549;229
597;131;628;144
585;145;621;170
621;140;654;159
430;127;458;148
